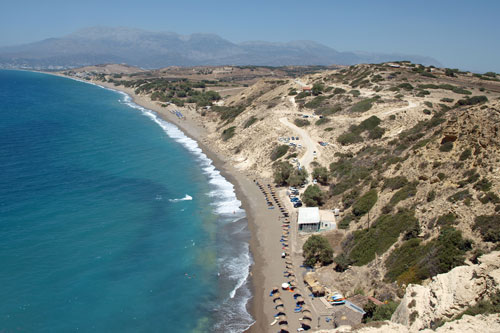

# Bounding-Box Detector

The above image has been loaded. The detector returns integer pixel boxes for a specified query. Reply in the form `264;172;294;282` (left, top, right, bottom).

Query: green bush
221;126;236;141
474;215;500;242
346;209;419;266
270;145;290;161
385;226;471;284
436;213;457;226
398;83;414;90
213;105;245;123
427;190;436;202
301;185;326;207
383;176;408;190
451;87;472;95
358;116;381;131
303;235;333;266
459;148;472;161
447;189;471;203
294;118;310;127
350;89;361;97
338;214;355;229
455;95;488;106
440;98;454;103
304;96;328;109
364;301;400;323
439;141;454;152
350;97;378;112
333;253;352;271
312;166;329;185
315;117;330;126
337;132;363;145
312;82;324;95
474;178;492;192
352;189;378;216
479;192;500;205
368;126;385;139
333;87;346;95
243;116;258;128
389;182;418;207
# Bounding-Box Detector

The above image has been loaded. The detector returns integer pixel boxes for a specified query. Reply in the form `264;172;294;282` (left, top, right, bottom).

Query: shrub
301;185;326;207
350;89;361;97
359;116;381;131
427;190;436;202
337;132;363;145
459;148;471;161
455;95;488;106
364;301;400;322
338;214;355;230
273;161;307;186
389;182;418;207
385;227;471;284
383;176;409;190
436;213;457;226
213;105;245;123
312;166;329;185
457;291;500;320
315;117;330;126
347;209;419;266
441;98;454;103
474;215;500;242
352;189;378;216
398;83;414;90
333;253;352;271
304;96;327;108
451;87;472;95
294;118;310;127
221;126;236;141
474;178;492;192
368;126;385;139
423;109;432;115
243;116;258;128
303;235;333;266
312;82;324;95
447;189;471;203
479;192;500;204
333;87;346;95
439;141;454;152
270;145;290;161
350;97;378;113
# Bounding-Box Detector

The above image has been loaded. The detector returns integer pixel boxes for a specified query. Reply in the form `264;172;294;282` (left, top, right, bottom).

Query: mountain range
0;27;441;69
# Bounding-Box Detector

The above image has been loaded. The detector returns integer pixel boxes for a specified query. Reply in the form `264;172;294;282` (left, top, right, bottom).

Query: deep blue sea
0;70;253;332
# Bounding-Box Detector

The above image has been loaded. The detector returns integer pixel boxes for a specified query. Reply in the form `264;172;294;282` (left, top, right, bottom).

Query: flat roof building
298;207;336;232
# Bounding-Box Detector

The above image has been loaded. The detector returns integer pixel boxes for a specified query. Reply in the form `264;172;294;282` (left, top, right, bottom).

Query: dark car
293;202;303;208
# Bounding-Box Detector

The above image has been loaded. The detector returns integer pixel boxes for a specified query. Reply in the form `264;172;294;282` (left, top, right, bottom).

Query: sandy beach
51;75;325;332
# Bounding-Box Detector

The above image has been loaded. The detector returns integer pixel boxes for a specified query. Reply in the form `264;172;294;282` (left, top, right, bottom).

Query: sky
1;0;499;72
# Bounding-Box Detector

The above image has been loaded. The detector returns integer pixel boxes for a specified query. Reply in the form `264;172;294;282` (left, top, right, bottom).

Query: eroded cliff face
391;251;500;330
317;314;500;332
316;252;500;332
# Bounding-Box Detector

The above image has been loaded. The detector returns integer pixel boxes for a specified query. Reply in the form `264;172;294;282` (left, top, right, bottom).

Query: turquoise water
0;70;253;332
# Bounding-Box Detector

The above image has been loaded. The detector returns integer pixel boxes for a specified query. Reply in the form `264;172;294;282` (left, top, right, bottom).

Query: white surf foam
168;194;193;202
64;79;254;332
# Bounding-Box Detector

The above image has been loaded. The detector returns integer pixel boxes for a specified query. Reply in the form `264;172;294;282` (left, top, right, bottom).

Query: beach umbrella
278;314;287;322
274;299;284;306
281;282;289;290
279;323;289;330
301;318;312;330
273;291;281;298
296;296;305;305
302;309;312;316
275;311;286;317
285;260;292;265
272;286;279;293
275;304;285;311
273;296;282;303
301;315;312;321
293;293;302;299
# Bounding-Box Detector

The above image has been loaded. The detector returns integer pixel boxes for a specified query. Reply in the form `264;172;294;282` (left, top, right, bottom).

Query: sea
0;70;254;332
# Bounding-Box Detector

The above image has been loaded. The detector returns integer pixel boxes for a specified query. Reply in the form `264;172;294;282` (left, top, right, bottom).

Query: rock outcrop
391;251;500;330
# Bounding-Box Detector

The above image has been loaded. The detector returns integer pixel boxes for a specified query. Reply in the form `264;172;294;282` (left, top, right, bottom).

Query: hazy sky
1;0;499;72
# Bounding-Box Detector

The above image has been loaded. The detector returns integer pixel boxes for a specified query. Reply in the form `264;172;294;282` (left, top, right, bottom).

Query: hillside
0;27;440;69
61;61;500;329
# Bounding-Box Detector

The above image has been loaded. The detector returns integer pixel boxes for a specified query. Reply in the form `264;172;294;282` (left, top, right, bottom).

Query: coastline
48;74;271;332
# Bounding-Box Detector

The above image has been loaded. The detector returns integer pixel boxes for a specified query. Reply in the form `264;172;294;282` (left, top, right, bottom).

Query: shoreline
47;73;270;332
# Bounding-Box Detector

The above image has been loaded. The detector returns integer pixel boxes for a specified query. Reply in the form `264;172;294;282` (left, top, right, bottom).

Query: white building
298;207;336;232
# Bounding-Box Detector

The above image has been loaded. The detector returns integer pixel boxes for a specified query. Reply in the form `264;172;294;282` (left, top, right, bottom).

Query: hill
0;27;440;69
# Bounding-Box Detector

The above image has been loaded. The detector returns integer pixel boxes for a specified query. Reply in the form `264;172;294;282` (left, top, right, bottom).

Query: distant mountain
0;27;441;69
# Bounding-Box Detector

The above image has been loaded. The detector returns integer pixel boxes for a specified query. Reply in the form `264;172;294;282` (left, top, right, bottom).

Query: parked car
291;197;300;203
294;202;303;208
